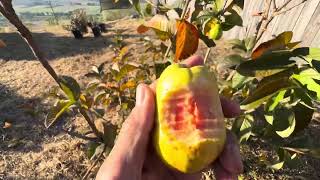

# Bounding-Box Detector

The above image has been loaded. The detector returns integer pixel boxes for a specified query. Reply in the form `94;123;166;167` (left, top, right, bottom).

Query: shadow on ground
0;31;143;61
0;83;95;153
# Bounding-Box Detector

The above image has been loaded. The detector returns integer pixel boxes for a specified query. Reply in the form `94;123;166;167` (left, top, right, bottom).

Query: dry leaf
252;31;301;59
0;39;6;48
137;15;176;40
175;20;199;61
3;122;12;129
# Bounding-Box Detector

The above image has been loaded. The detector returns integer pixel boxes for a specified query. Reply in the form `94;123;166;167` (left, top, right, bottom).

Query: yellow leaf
137;15;176;40
120;80;136;91
175;20;199;61
252;31;299;59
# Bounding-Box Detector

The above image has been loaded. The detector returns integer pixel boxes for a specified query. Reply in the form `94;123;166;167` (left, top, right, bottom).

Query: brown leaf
175;20;199;61
3;122;12;129
252;31;299;59
0;39;6;48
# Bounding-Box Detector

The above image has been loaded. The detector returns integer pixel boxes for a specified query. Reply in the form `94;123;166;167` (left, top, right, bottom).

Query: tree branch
274;0;307;16
0;0;60;84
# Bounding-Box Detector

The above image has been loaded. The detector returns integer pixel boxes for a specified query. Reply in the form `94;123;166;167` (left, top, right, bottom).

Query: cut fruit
154;64;226;173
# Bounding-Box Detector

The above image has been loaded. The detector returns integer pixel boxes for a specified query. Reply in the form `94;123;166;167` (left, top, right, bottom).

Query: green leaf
244;36;256;52
223;54;246;68
273;107;296;138
292;103;314;134
241;69;296;110
45;100;74;128
224;9;243;27
232;115;254;143
292;68;320;100
265;90;286;113
214;0;225;12
312;60;320;73
129;0;142;16
58;76;81;102
232;72;252;89
236;50;296;77
293;47;320;60
115;64;139;81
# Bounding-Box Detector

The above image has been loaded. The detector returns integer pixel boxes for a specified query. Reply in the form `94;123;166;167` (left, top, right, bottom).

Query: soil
0;17;319;180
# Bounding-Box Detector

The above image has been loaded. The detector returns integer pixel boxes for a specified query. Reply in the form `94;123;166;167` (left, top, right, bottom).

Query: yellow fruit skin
154;64;226;173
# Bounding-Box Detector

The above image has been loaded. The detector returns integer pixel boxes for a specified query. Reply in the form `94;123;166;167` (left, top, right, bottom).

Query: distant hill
13;0;99;7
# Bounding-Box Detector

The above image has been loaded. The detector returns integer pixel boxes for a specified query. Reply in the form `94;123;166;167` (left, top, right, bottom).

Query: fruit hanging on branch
154;64;226;173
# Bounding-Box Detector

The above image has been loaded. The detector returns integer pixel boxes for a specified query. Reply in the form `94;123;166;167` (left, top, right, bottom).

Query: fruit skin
204;19;223;40
154;64;226;173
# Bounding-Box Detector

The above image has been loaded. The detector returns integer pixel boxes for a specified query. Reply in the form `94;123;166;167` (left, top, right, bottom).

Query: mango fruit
204;18;223;40
154;64;226;173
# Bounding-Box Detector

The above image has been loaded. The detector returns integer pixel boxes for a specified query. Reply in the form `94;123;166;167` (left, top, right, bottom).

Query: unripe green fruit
153;64;226;173
205;19;223;40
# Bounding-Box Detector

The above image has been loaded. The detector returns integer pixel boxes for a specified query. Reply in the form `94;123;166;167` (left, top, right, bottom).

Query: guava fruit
154;64;226;173
204;19;223;40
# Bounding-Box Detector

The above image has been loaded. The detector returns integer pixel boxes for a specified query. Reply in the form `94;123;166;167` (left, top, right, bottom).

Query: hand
96;55;243;180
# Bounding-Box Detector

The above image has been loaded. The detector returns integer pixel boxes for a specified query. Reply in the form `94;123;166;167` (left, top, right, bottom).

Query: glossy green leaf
214;0;225;12
244;36;256;52
236;50;296;77
292;68;320;100
223;54;246;68
129;0;142;16
45;100;74;128
58;76;81;102
273;107;296;138
232;115;254;143
232;72;252;89
293;47;320;60
241;69;295;110
293;103;314;134
265;90;286;113
224;9;243;27
312;60;320;73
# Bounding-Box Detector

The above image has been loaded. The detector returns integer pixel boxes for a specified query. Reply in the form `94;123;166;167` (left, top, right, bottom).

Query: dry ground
0;18;319;179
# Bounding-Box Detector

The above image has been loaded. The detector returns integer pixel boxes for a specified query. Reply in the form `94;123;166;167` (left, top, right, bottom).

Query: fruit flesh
154;64;226;173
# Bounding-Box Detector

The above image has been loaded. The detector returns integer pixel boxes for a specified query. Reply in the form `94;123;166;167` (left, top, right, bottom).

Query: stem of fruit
164;0;191;59
204;48;211;64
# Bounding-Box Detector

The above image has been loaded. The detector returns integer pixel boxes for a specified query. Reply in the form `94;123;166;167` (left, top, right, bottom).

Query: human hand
96;55;243;180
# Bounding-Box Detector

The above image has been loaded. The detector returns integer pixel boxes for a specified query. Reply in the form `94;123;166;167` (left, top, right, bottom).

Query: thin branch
274;0;307;16
272;0;277;10
164;0;191;59
277;0;294;11
81;144;106;180
80;108;104;141
204;48;211;64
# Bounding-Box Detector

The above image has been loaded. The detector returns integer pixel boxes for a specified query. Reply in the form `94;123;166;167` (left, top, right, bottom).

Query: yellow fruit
154;64;226;173
204;19;223;40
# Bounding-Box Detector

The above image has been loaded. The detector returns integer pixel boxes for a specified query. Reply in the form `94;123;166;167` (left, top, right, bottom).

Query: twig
277;0;293;11
0;1;60;84
164;0;191;59
274;0;307;16
80;108;104;141
204;48;211;64
81;144;106;180
272;0;277;10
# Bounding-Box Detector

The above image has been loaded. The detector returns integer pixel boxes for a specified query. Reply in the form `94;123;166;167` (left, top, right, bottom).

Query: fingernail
136;84;145;106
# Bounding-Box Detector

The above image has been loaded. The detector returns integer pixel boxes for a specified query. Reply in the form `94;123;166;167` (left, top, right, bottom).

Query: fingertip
182;55;204;67
213;163;238;180
219;132;243;174
220;96;241;118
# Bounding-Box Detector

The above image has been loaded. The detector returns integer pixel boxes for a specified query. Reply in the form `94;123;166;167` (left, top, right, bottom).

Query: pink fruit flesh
164;89;222;139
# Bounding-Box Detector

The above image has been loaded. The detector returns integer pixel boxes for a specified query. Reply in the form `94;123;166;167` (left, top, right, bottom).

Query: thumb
97;84;155;179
